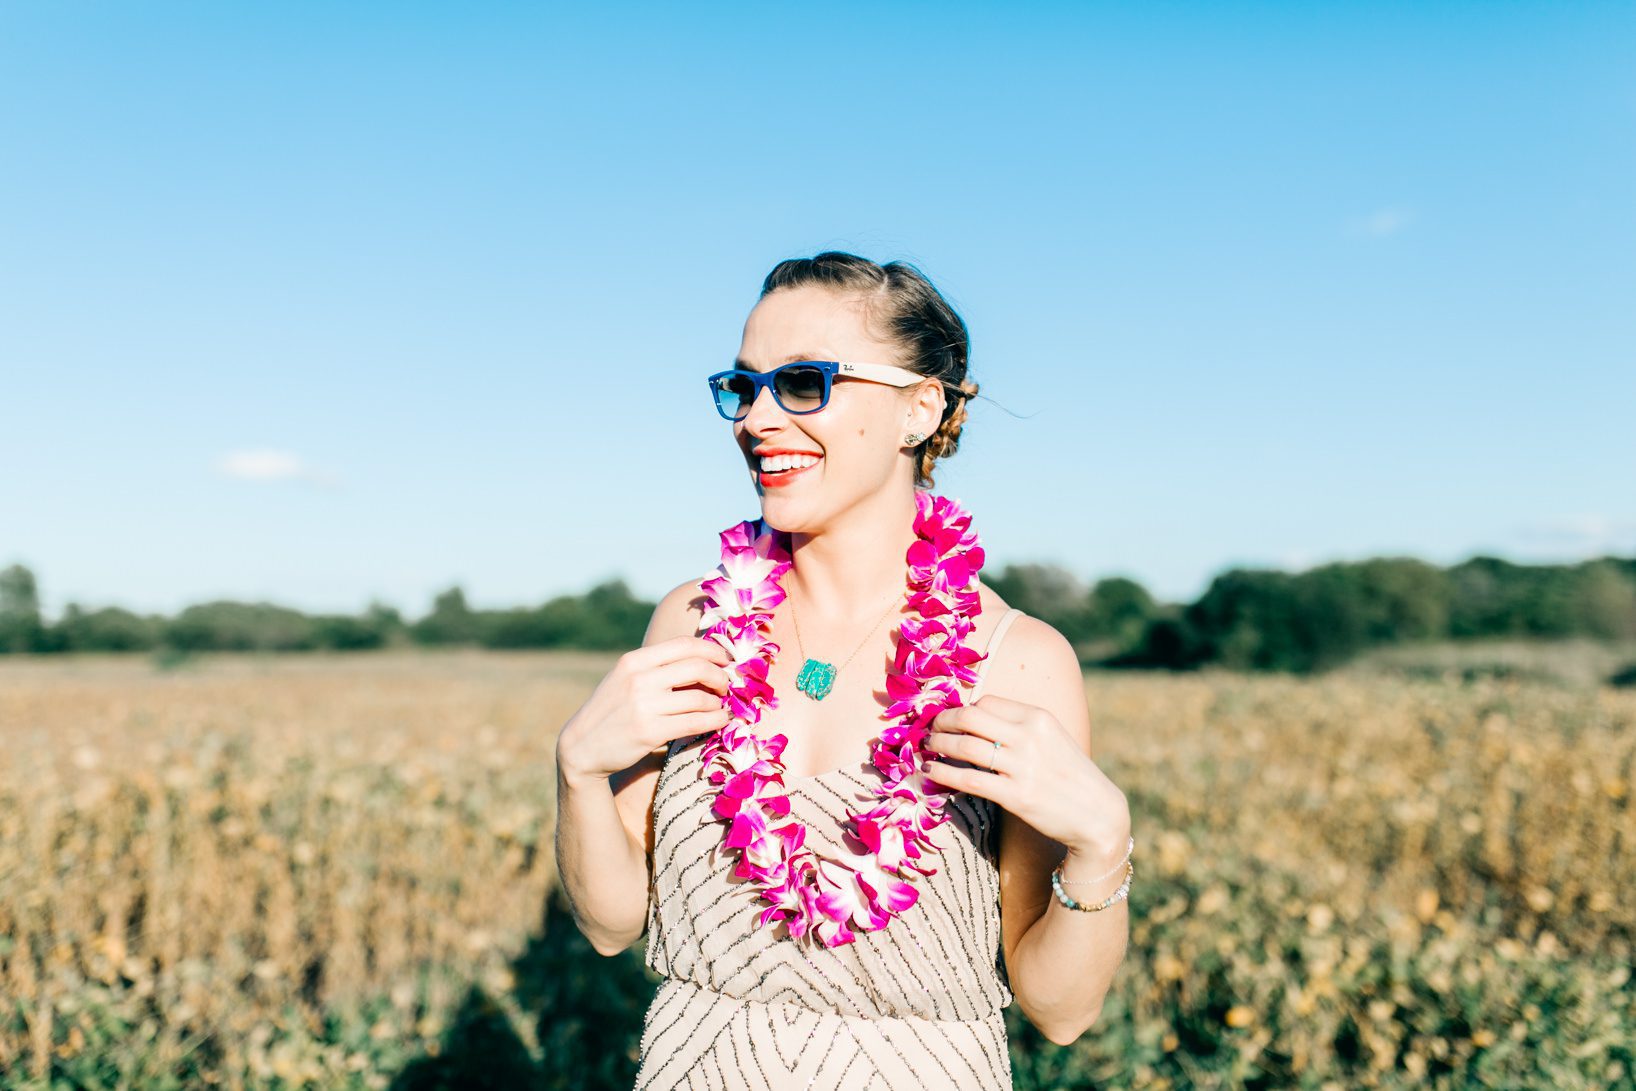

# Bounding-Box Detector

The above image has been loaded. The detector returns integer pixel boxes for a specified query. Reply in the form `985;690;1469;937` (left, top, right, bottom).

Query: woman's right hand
555;635;735;784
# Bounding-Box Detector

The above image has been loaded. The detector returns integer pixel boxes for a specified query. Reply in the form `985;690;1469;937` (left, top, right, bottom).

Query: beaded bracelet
1050;858;1134;913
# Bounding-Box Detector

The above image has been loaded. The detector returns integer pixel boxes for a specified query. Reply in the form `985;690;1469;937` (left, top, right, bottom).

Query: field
1;647;1632;1089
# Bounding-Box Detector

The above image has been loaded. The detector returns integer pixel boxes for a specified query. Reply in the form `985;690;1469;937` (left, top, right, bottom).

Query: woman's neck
782;486;920;624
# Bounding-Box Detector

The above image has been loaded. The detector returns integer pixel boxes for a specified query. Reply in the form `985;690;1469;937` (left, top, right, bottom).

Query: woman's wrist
1054;811;1135;897
1061;812;1132;870
554;734;611;793
1062;838;1125;870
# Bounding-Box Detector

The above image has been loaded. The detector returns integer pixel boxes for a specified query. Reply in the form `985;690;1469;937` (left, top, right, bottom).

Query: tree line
2;553;1633;674
985;554;1636;672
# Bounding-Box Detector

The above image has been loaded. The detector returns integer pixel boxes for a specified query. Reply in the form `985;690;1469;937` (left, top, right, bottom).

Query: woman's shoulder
976;604;1080;698
644;576;709;644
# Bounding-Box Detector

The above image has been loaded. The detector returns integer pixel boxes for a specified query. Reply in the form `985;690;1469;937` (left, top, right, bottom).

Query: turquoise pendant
796;658;838;700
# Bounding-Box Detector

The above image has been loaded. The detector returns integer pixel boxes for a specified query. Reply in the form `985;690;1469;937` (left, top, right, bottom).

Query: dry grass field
1;647;1632;1089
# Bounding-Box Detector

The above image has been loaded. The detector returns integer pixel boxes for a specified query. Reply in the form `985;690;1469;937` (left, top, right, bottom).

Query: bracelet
1058;835;1135;885
1050;858;1133;913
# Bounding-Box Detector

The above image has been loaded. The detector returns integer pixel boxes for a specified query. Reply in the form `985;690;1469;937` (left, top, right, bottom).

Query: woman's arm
924;618;1132;1045
553;579;704;956
554;749;657;955
1002;800;1132;1045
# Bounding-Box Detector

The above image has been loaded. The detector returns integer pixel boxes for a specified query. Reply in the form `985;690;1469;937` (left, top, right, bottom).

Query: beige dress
635;608;1028;1090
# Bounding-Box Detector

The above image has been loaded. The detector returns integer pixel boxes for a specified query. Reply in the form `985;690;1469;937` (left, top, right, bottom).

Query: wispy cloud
216;449;341;488
1511;514;1636;556
1347;205;1414;237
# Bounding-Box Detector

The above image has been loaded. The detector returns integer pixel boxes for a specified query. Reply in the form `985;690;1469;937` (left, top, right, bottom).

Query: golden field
0;648;1632;1089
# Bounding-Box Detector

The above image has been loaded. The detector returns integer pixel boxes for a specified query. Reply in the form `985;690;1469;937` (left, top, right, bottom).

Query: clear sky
3;1;1632;621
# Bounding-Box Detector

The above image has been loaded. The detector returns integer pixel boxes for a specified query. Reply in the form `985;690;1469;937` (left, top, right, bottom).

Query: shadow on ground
387;886;1065;1089
390;885;660;1091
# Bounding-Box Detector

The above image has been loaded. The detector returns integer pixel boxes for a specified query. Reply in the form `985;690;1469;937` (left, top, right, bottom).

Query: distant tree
0;563;45;653
472;580;651;650
1184;569;1303;670
363;599;407;640
57;604;160;651
1362;557;1451;640
1085;577;1159;649
1293;557;1451;669
1447;556;1539;637
1573;560;1636;640
1288;565;1376;670
1441;555;1636;640
1117;613;1211;670
165;601;317;652
1183;559;1455;673
475;595;573;649
1518;564;1594;637
414;586;479;645
310;614;386;650
580;580;653;650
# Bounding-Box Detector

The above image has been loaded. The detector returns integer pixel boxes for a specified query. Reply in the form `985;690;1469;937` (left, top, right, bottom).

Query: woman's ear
906;379;945;438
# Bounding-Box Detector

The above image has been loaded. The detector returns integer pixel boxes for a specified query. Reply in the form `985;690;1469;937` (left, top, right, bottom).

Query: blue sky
3;1;1632;621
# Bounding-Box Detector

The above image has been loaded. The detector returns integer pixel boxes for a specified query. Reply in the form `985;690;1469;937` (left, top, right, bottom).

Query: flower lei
695;490;987;948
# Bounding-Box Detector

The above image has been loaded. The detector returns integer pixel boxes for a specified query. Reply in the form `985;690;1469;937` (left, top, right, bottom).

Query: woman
555;251;1133;1089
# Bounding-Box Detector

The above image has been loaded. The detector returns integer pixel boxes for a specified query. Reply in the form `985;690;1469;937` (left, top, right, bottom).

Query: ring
988;739;1003;772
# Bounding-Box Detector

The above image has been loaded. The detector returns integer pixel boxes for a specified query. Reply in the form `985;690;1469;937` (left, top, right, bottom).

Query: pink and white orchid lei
695;490;988;948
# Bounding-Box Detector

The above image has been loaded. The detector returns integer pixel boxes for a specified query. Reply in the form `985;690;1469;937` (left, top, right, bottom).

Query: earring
904;432;927;445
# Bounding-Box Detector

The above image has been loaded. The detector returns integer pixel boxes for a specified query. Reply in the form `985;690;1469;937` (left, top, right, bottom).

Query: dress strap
969;608;1025;701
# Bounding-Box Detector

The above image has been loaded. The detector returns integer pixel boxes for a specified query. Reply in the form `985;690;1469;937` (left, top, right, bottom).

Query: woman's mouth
756;455;822;488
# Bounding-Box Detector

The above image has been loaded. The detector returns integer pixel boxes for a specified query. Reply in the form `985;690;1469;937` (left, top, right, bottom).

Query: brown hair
759;251;980;491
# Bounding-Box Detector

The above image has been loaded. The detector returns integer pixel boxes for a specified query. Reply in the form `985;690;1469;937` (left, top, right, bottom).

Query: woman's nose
740;383;786;430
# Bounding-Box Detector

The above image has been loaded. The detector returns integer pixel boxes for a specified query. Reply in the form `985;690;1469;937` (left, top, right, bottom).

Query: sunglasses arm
834;360;930;387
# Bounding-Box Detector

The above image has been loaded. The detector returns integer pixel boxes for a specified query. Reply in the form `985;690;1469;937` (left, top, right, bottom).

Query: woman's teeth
759;454;821;472
756;452;822;487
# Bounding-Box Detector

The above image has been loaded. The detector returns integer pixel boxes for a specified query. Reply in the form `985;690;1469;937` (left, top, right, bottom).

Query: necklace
788;587;904;701
694;490;988;948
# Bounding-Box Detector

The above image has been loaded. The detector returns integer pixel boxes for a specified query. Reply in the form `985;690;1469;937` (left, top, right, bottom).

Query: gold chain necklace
788;587;904;701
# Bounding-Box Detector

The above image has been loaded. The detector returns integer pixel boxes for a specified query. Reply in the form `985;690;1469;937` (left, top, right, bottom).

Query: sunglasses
706;360;930;421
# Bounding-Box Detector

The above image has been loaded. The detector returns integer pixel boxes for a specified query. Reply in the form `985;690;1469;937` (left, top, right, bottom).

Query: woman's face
731;285;942;530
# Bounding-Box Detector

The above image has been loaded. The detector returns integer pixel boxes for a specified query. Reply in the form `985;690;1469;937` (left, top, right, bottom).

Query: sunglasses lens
713;374;756;419
774;365;826;410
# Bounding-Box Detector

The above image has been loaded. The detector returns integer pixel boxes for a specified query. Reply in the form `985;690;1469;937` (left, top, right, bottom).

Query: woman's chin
755;489;812;528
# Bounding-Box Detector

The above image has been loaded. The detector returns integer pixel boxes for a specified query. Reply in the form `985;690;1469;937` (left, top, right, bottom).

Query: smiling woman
553;250;1134;1089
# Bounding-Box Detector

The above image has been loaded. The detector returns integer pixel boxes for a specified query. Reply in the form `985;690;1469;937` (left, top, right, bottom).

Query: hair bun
923;376;977;465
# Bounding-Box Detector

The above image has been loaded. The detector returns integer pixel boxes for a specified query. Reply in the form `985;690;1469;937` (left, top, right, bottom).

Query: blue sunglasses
706;359;930;421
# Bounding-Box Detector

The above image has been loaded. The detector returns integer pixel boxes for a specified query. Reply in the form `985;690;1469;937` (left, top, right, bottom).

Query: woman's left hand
923;694;1129;856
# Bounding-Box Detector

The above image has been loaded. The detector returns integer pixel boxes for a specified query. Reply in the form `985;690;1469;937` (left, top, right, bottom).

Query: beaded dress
634;608;1028;1090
